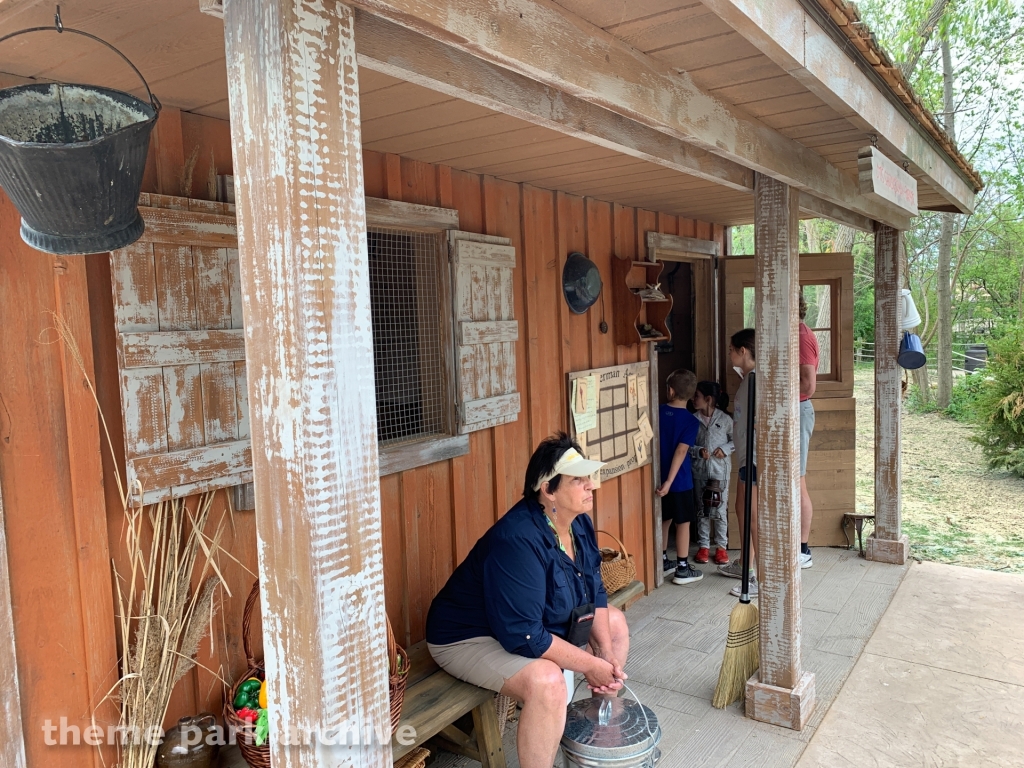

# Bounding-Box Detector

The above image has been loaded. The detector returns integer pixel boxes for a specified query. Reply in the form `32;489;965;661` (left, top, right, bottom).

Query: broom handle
740;371;756;604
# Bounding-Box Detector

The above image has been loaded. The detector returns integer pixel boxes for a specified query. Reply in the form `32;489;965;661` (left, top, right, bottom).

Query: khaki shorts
799;400;815;477
428;636;536;693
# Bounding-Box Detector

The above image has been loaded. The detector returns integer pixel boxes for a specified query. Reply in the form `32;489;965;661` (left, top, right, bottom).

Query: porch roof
0;0;977;227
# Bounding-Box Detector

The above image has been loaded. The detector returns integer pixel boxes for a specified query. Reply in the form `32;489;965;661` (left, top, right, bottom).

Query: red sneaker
714;548;730;565
694;547;710;564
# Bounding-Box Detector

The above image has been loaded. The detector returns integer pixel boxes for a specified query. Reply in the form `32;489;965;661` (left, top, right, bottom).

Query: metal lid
561;697;661;759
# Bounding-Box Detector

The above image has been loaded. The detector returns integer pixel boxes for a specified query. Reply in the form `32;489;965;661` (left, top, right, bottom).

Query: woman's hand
584;654;623;693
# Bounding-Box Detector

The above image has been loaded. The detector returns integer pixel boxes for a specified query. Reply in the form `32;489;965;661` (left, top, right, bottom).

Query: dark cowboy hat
562;251;602;314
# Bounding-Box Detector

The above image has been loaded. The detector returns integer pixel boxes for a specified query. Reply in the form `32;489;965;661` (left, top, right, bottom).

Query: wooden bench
218;582;645;768
393;580;645;766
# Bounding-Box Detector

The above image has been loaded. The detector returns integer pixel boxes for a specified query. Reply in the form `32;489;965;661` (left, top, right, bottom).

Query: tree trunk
936;37;956;409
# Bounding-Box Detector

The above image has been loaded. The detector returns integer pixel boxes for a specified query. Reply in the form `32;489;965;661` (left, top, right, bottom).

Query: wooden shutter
449;231;520;433
111;194;252;507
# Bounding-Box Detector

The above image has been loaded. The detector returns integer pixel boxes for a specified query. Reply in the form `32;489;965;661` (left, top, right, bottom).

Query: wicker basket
388;613;410;732
597;530;636;594
223;580;270;768
394;747;430;768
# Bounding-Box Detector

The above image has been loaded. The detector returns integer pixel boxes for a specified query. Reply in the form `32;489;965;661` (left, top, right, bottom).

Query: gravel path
854;366;1024;572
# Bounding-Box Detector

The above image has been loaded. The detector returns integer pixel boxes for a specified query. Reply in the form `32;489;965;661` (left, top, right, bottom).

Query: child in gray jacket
690;381;733;565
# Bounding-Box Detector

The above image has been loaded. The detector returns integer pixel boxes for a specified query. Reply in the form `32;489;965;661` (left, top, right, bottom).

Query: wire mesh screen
368;227;446;446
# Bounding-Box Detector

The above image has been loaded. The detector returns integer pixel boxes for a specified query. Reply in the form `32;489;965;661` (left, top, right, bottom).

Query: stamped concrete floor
430;546;909;768
795;561;1024;768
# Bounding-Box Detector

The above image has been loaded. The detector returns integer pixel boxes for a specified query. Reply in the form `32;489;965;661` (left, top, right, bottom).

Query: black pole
740;371;756;604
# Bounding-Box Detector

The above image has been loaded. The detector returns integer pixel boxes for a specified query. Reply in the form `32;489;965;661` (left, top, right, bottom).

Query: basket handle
241;579;261;669
0;6;161;111
596;529;631;560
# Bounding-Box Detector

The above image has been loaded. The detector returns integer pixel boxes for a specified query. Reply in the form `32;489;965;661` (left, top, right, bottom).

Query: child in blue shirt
657;368;703;584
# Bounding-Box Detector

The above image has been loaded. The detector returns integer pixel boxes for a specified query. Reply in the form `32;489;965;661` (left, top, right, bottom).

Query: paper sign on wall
638;375;649;409
637;411;654;443
588;453;602;489
632;432;648;463
572;375;598;432
627;374;638;408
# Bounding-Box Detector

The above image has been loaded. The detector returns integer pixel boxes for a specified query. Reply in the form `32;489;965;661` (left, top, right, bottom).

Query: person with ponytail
690;381;734;566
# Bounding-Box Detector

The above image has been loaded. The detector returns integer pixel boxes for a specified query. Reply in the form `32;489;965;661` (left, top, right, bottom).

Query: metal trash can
561;696;661;768
965;343;988;373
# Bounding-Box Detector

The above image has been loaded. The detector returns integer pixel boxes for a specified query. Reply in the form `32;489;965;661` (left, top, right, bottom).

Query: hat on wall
533;447;606;491
562;251;603;314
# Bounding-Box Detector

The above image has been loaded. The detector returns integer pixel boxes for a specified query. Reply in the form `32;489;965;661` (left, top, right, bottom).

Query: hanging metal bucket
898;332;926;370
0;13;160;255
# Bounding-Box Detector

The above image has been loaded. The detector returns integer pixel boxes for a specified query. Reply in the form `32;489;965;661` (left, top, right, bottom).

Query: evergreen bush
971;327;1024;478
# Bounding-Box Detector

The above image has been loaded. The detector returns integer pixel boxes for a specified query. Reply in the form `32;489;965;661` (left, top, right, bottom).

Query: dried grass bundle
47;313;231;768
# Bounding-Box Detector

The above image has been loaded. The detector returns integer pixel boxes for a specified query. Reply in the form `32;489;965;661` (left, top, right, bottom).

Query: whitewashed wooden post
867;225;910;564
745;173;815;730
224;2;390;766
0;480;27;768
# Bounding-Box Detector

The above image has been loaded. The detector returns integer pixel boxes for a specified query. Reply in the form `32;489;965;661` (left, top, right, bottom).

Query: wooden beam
646;231;720;259
0;479;27;768
797;192;874;233
349;0;912;228
745;173;815;730
365;196;460;230
866;224;909;565
224;1;391;765
353;11;753;193
699;0;977;214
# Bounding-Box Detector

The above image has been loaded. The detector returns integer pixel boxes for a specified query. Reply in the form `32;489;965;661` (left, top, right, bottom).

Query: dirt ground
854;366;1024;573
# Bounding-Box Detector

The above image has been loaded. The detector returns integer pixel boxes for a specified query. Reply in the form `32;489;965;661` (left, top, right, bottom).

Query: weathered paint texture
349;0;911;227
751;173;807;692
868;224;908;565
0;480;27;768
224;0;389;766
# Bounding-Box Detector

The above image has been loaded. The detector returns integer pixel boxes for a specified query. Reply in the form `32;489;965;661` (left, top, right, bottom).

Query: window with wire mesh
368;227;447;446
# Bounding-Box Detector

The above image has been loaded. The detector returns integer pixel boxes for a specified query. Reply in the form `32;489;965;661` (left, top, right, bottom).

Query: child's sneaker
729;575;758;597
672;563;704;585
694;547;710;564
799;550;813;569
714;548;730;565
663;553;675;574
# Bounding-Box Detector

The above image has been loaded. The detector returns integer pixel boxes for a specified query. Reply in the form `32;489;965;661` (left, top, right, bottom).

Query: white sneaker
799;551;813;569
730;576;758;597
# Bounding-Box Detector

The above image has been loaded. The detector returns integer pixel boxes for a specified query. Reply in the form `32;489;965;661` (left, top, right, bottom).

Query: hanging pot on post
898;332;926;370
0;10;160;255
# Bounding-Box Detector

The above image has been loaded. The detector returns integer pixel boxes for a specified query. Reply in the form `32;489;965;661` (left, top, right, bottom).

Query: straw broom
712;370;759;708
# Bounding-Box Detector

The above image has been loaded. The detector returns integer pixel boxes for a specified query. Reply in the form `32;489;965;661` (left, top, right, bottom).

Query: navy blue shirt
659;403;700;492
425;498;608;658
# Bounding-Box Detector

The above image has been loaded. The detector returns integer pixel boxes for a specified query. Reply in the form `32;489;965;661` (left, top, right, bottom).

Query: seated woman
426;433;630;768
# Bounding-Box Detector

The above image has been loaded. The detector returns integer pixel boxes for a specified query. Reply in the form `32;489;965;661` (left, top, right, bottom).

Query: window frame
366;197;469;476
740;278;842;383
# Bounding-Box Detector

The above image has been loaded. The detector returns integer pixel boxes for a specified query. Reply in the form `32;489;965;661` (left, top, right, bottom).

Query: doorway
656;260;695;399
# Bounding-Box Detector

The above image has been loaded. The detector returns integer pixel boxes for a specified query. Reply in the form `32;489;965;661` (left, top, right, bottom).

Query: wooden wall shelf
611;258;673;346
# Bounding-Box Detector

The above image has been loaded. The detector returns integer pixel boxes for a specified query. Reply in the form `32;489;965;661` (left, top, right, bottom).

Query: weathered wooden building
0;0;979;766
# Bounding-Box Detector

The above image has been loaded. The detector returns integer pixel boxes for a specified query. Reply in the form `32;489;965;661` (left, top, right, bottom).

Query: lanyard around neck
544;513;590;603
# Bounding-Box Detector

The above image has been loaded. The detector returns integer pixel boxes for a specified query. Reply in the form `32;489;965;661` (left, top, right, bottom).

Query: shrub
946;372;987;422
971;327;1024;478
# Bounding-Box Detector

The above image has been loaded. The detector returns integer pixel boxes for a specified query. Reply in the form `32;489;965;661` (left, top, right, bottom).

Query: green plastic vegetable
233;677;263;710
255;708;269;747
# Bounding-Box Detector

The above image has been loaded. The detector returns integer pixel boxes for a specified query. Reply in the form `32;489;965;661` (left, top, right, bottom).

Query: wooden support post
0;480;27;768
867;225;909;564
224;1;390;766
745;173;815;730
648;345;663;587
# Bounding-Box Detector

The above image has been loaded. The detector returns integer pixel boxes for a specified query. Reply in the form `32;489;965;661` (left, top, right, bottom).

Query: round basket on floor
597;530;636;594
223;580;270;768
388;614;410;732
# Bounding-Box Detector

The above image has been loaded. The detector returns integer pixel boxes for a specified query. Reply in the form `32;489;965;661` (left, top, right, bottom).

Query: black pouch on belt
565;602;596;647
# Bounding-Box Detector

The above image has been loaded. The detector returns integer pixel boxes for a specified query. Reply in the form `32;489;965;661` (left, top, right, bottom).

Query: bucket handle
569;677;655;739
0;6;161;112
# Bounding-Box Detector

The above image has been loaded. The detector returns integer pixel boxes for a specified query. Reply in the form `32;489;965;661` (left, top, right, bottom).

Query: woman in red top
798;293;819;568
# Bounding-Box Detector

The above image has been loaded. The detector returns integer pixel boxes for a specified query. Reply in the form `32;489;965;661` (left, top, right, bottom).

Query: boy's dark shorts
662;490;698;525
738;465;758;485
